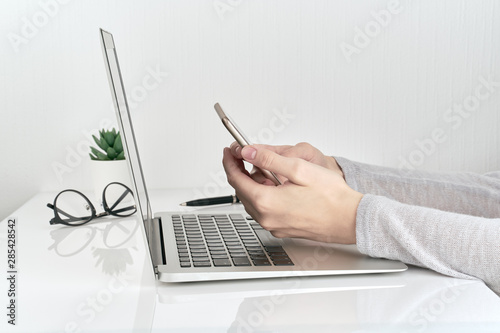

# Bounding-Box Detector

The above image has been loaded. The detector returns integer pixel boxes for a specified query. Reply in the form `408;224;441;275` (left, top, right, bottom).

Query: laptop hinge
148;217;166;269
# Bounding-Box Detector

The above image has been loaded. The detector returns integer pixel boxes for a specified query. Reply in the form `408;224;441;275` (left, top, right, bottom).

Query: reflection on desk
155;268;500;332
1;191;499;333
48;217;141;275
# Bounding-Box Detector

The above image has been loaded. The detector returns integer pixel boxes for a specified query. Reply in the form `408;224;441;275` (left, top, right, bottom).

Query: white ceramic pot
89;160;133;207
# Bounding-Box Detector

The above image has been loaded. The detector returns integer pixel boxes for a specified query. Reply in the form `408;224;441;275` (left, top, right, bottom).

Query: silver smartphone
215;103;282;186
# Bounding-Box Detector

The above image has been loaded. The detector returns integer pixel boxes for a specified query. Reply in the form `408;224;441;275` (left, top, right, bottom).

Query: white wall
1;0;499;220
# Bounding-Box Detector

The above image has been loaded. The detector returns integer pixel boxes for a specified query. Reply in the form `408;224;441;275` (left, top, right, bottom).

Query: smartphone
214;103;282;186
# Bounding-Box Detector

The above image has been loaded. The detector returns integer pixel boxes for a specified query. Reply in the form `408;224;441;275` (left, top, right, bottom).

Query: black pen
180;194;240;206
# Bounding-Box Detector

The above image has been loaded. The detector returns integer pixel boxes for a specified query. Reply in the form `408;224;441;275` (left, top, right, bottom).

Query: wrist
327;156;344;179
343;190;363;244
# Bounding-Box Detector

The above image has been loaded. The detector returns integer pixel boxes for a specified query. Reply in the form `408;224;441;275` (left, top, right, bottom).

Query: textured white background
1;0;499;220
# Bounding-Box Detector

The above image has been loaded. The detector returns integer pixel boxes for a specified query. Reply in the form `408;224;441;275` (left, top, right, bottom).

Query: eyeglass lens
103;183;136;217
55;191;93;225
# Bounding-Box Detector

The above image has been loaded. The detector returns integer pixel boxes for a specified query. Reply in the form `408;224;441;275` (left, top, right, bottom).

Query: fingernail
235;146;241;154
242;147;257;160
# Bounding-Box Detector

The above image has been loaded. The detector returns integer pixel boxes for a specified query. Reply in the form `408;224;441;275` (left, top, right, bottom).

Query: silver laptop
99;28;407;283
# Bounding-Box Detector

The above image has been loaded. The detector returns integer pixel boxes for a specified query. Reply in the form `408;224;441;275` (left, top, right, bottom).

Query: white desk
1;189;499;332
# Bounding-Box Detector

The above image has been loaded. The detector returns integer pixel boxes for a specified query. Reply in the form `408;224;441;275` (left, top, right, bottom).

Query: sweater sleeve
335;157;500;218
335;157;500;295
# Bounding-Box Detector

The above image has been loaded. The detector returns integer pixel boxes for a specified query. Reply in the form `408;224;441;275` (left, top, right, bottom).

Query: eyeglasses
47;182;137;226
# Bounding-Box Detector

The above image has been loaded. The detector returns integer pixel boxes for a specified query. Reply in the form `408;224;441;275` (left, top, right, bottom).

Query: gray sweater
335;157;500;296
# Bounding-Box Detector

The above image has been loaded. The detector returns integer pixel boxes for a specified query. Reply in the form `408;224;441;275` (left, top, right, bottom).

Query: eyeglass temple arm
108;188;132;212
46;203;87;224
110;205;136;214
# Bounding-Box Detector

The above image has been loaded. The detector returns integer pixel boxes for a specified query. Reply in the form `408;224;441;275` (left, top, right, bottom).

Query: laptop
99;28;407;283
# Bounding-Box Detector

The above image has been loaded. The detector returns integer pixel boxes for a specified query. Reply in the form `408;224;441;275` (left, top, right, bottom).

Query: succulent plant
89;128;125;161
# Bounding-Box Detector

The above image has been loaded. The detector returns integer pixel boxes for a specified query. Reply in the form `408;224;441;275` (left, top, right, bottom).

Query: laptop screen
99;29;154;240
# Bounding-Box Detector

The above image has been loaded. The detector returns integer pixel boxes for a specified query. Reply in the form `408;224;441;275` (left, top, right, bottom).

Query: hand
222;145;363;244
229;142;344;185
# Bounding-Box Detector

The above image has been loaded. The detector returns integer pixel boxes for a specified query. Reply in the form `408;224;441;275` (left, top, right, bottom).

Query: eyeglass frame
47;182;137;226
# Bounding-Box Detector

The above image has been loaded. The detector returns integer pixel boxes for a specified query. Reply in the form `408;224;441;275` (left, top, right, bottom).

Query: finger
231;142;294;159
229;141;242;159
280;142;316;161
222;148;268;199
251;166;289;185
250;167;278;185
230;143;293;184
234;193;260;221
222;147;249;178
241;145;317;185
251;144;294;155
269;230;290;239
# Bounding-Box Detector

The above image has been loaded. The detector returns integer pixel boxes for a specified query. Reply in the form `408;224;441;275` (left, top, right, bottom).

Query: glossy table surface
1;189;499;332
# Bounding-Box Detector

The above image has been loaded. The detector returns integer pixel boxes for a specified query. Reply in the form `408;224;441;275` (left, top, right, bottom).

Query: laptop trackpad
282;238;369;270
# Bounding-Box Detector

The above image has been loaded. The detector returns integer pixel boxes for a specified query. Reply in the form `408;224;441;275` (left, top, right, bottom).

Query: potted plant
89;128;125;161
89;128;132;205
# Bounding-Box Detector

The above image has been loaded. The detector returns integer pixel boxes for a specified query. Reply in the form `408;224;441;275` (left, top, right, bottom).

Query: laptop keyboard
172;214;294;268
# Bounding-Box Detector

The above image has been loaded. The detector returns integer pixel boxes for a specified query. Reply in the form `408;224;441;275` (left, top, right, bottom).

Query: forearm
356;194;500;295
335;157;500;218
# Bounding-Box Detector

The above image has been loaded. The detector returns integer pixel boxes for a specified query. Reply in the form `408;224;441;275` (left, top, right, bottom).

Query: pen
180;194;240;206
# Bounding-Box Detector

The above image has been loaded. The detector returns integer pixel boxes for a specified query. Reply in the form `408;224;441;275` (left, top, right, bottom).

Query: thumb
241;145;310;185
